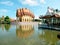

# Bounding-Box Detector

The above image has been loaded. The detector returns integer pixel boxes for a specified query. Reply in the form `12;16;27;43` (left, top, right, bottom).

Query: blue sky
0;0;60;19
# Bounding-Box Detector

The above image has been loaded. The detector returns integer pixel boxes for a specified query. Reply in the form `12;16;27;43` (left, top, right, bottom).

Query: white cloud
20;0;39;6
19;0;46;6
0;1;14;6
40;0;45;4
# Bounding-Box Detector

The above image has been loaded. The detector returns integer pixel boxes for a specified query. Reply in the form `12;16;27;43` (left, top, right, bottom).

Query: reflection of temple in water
16;24;34;38
38;30;59;45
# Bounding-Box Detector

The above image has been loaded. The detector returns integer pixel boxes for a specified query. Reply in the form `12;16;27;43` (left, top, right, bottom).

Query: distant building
1;16;4;23
16;8;35;22
10;18;16;22
39;7;60;25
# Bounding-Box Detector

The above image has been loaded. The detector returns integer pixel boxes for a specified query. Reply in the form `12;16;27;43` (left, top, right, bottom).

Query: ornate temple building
39;7;60;25
16;8;35;22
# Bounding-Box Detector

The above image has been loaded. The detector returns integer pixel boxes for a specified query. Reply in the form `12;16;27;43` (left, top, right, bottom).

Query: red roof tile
16;8;34;18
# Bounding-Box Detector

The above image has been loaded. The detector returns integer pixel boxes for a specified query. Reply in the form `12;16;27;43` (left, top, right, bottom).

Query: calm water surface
0;23;60;45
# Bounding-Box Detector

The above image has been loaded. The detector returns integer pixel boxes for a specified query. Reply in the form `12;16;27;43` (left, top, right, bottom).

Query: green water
0;24;60;45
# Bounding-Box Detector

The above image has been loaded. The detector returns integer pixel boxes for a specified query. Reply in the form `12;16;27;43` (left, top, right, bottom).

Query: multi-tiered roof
39;7;60;18
16;8;34;18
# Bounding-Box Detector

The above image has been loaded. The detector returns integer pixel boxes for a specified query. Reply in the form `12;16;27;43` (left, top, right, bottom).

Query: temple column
51;18;53;24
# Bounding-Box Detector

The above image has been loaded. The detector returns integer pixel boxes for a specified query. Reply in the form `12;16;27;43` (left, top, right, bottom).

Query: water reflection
4;24;11;31
0;23;60;45
16;24;34;38
57;33;60;39
38;29;60;45
0;24;11;31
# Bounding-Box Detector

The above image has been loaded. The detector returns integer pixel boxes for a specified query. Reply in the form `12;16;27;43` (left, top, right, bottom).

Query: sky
0;0;60;19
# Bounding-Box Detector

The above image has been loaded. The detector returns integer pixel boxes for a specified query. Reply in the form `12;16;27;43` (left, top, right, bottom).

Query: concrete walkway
38;24;60;31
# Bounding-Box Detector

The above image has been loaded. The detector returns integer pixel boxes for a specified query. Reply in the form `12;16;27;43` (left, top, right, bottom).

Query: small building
16;8;34;22
39;7;60;25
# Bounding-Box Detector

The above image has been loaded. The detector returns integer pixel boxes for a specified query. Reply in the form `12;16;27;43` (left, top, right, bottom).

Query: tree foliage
4;16;11;24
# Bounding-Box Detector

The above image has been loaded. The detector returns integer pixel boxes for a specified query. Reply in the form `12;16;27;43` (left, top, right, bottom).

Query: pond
0;23;60;45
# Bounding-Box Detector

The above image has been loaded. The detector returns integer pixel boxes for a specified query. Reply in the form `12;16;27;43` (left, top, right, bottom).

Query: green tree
4;16;11;24
0;17;2;24
0;17;2;22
